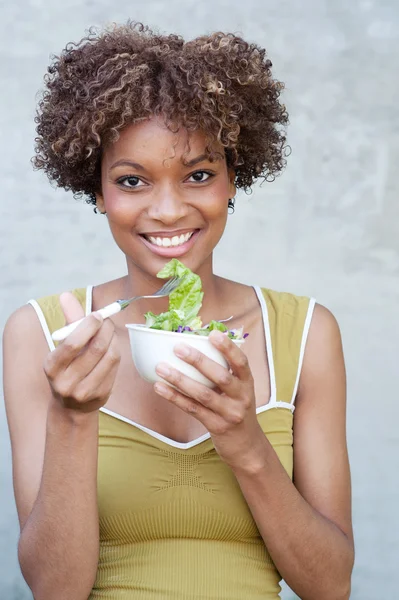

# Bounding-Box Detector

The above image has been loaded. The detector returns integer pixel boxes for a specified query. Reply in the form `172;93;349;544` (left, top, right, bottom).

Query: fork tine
156;275;182;296
166;275;183;292
157;277;174;294
164;275;177;287
168;275;184;291
170;275;182;288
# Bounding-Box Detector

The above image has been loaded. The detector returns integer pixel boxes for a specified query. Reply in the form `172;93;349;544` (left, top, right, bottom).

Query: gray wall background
1;1;398;598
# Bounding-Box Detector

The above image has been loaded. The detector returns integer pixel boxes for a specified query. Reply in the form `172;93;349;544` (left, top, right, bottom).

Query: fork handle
51;301;122;342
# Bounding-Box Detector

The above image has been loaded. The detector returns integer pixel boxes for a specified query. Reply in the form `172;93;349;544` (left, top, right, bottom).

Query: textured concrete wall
1;1;398;598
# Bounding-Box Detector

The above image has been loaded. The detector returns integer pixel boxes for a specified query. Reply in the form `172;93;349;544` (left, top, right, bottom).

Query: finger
59;292;85;324
64;319;115;380
208;331;252;382
45;312;105;377
71;334;121;408
56;333;120;407
156;361;219;409
153;381;226;433
155;361;244;424
172;341;241;396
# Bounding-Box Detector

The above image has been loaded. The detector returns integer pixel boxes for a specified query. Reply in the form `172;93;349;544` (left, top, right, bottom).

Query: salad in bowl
126;259;248;389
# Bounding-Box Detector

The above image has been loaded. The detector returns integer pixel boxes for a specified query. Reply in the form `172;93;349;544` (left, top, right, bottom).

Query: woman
3;21;354;600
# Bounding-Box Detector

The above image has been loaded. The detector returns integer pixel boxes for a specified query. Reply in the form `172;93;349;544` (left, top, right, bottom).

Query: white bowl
126;324;245;389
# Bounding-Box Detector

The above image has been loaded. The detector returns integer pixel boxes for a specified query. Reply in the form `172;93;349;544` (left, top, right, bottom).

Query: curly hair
32;21;289;205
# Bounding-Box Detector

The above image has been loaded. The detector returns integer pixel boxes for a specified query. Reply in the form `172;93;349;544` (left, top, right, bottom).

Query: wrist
229;431;273;477
48;396;99;430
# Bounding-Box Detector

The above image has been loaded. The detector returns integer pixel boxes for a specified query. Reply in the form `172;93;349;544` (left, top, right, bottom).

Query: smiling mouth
141;230;196;248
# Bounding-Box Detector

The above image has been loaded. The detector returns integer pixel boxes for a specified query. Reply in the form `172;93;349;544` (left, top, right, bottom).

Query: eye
187;170;214;183
116;175;145;189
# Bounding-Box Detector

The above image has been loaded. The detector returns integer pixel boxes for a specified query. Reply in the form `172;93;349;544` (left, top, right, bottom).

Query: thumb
59;292;85;325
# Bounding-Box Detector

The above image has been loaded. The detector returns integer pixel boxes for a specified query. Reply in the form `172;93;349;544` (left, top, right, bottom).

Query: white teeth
147;231;194;247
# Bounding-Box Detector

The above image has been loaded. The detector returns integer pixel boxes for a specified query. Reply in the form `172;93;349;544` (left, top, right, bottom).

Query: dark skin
4;116;353;600
93;117;270;442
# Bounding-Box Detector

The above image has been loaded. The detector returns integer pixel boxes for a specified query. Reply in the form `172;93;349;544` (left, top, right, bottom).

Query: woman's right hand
43;292;121;413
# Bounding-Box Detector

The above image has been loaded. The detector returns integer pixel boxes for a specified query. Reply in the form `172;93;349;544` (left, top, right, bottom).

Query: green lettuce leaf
144;308;185;331
143;259;245;340
206;320;228;333
156;259;203;325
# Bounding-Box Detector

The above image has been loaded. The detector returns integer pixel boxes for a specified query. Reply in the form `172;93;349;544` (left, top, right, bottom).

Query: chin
126;239;212;278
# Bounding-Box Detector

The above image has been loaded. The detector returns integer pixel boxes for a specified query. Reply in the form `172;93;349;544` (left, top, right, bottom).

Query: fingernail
210;330;225;344
155;382;171;397
92;311;103;323
174;344;190;358
156;363;171;377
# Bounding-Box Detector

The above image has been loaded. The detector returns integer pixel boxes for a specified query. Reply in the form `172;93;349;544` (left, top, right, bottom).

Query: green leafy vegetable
206;320;229;333
144;309;185;331
145;259;203;331
157;259;203;324
144;259;246;340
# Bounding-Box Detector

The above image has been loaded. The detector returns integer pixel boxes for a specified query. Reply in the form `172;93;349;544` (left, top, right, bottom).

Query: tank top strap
27;287;89;351
259;288;316;406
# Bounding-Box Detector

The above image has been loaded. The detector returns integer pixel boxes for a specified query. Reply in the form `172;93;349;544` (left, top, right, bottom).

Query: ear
228;169;236;199
95;193;105;214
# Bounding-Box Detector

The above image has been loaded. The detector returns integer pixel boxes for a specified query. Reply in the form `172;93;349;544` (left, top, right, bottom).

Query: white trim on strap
253;286;277;404
100;406;212;449
85;285;93;316
100;399;295;450
27;299;56;352
290;297;316;405
257;401;295;414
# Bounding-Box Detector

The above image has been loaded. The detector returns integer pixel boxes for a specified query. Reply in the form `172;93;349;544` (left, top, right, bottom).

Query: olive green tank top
28;285;315;599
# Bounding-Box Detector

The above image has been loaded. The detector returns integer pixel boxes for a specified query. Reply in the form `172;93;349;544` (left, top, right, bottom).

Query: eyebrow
182;153;209;167
109;153;213;172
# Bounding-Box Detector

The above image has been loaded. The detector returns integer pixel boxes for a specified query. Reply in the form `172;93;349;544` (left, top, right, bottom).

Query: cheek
103;188;140;223
200;177;230;215
203;191;229;220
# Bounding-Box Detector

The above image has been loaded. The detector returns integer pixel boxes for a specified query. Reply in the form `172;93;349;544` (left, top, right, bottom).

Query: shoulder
2;305;51;412
305;302;343;367
308;302;342;346
259;288;343;371
3;303;44;348
259;287;340;334
3;302;55;376
3;286;87;350
298;302;345;399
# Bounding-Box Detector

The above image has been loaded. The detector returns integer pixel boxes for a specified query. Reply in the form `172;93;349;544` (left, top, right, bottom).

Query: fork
51;276;184;342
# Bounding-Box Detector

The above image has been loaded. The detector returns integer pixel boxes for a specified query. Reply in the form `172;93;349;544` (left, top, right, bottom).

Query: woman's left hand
154;330;264;469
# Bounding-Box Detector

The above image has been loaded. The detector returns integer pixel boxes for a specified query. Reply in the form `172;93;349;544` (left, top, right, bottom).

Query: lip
140;228;197;237
139;229;201;257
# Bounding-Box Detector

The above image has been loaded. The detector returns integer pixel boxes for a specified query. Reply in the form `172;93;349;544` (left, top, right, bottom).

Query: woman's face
96;117;236;280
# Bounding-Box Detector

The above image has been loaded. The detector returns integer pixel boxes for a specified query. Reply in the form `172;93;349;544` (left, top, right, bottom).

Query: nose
147;187;189;225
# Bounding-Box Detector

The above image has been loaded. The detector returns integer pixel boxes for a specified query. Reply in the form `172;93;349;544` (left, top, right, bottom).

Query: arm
3;296;120;600
230;304;354;600
150;304;354;600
